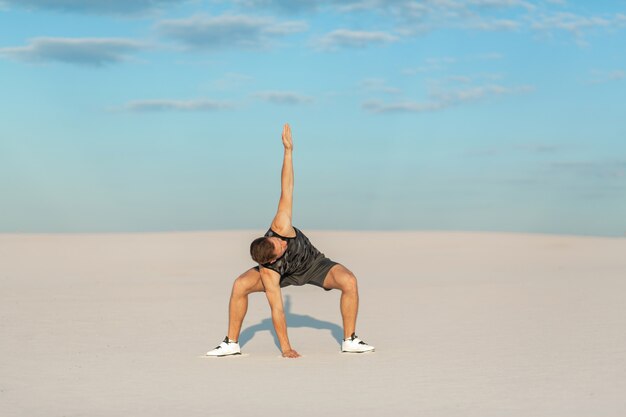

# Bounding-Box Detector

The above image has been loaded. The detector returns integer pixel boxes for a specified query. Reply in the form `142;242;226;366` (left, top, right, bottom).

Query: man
207;124;374;358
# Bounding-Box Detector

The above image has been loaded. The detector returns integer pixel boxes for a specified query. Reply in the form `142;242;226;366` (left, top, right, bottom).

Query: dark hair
250;237;276;264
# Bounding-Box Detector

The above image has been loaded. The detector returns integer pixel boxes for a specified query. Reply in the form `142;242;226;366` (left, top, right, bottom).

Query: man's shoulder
269;223;297;238
271;211;291;228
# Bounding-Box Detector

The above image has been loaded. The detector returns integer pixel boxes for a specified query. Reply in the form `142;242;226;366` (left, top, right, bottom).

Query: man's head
250;236;288;265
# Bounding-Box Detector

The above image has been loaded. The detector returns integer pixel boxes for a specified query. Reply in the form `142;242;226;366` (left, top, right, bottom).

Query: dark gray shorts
254;256;338;291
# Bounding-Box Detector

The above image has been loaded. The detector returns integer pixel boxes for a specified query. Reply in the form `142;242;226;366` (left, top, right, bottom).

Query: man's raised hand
282;123;293;151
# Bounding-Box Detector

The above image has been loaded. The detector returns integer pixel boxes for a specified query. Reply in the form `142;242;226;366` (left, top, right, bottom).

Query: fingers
281;123;293;150
282;123;291;141
282;349;300;358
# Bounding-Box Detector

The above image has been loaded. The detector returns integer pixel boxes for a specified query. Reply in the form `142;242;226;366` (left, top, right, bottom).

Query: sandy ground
1;230;625;417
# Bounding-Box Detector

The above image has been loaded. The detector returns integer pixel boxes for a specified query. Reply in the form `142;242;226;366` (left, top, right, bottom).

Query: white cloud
467;0;535;11
314;29;398;50
187;1;626;50
402;57;457;75
332;1;626;43
607;70;625;81
429;73;506;89
1;0;185;14
120;99;234;112
363;84;533;114
363;100;444;113
0;37;145;66
253;91;313;104
234;0;323;13
157;14;307;50
333;0;530;35
467;18;521;31
403;56;504;76
209;72;254;91
587;70;625;84
432;84;533;102
531;12;613;36
447;75;473;83
359;78;401;94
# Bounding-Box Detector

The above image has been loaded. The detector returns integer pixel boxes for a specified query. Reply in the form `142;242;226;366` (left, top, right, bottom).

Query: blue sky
1;0;624;236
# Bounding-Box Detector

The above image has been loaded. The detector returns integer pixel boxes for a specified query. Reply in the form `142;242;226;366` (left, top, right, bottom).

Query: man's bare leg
227;268;265;342
322;264;359;339
322;264;375;352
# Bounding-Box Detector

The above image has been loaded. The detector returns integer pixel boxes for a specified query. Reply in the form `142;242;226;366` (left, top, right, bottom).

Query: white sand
1;230;625;416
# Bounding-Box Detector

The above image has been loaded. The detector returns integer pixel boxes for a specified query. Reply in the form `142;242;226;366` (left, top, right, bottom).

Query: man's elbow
280;186;293;197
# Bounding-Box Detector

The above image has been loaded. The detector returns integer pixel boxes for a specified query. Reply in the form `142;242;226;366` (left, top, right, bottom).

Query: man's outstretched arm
259;267;300;358
271;123;295;235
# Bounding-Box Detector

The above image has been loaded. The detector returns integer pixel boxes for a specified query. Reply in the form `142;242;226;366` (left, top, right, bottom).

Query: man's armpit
259;266;281;287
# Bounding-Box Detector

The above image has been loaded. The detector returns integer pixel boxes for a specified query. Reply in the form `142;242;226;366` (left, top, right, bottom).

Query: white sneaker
206;337;241;357
341;333;375;353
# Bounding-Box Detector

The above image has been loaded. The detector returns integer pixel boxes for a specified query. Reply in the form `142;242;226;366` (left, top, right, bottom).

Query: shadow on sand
239;295;343;350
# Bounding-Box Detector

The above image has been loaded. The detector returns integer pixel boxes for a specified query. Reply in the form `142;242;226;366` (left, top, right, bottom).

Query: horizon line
1;228;624;239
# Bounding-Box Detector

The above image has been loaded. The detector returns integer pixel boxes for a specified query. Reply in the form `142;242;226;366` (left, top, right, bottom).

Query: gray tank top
261;226;322;276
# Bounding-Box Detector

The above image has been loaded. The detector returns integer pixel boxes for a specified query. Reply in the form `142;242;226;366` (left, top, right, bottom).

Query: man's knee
346;274;358;292
338;270;358;293
232;276;247;295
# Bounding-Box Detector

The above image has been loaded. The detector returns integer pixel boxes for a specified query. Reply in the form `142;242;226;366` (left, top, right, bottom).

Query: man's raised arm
272;123;295;234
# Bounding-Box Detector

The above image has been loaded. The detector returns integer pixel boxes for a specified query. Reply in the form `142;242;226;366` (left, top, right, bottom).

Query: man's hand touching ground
282;349;301;358
282;123;293;151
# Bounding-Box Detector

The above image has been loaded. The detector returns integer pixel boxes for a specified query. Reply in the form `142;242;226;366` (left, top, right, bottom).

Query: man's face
267;237;288;262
